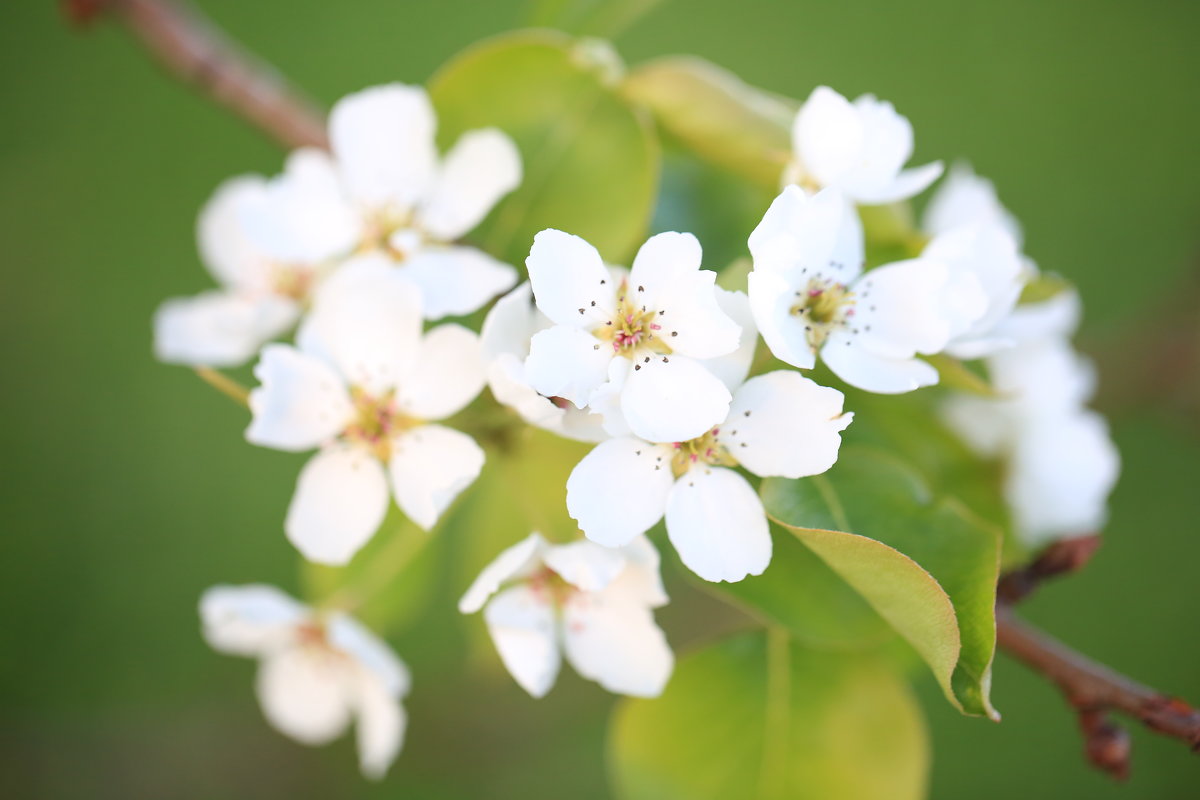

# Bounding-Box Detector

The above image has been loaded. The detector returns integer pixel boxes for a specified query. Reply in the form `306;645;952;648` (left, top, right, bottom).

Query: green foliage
621;56;795;189
761;446;1002;718
610;629;929;800
429;30;659;267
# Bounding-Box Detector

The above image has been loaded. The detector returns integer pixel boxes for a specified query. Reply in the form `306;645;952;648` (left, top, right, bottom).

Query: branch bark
65;0;327;149
996;607;1200;778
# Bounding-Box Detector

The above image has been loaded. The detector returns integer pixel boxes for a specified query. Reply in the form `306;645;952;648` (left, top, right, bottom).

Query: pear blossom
200;584;409;780
567;371;852;582
479;282;608;442
247;255;486;565
923;163;1023;245
154;176;309;367
460;533;673;698
240;83;522;320
785;85;943;204
524;229;743;443
748;186;985;393
942;291;1120;544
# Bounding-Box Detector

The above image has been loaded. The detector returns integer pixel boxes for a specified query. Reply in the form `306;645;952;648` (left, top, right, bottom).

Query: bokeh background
2;0;1198;797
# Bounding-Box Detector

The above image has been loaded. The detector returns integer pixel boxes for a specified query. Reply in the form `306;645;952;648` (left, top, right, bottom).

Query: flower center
671;427;738;478
790;277;855;350
343;387;416;461
270;264;315;301
527;566;578;606
594;280;674;357
359;207;422;260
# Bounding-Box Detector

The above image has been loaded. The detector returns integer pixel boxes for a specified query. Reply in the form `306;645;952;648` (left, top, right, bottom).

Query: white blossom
567;371;852;582
479;282;608;442
459;533;673;698
942;291;1120;544
785;86;943;204
523;229;743;443
154;177;309;366
200;584;409;780
246;255;486;565
240;84;522;320
748;186;984;393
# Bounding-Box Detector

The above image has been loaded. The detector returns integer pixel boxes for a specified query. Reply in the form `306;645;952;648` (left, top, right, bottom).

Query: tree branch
995;607;1200;779
996;534;1101;605
64;0;327;149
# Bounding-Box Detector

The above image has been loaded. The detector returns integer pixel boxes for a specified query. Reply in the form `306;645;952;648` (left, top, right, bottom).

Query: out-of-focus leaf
762;446;1002;718
621;56;794;189
1019;271;1075;304
925;353;1000;397
712;526;893;650
429;30;659;267
610;630;929;800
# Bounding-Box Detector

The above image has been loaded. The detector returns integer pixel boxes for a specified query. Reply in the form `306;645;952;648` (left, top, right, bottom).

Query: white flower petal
821;329;940;394
619;354;731;443
399;245;518;320
394;324;485;421
327;614;411;698
285;446;390;565
567;438;675;547
940;394;1014;458
748;186;864;286
199;584;308;656
561;588;673;698
724;371;852;478
655;269;741;360
301;255;424;394
988;336;1097;415
155;291;298;368
746;271;817;369
701;288;758;393
923;163;1022;244
588;357;635;438
851;257;960;358
329;84;437;211
525;229;615;328
481;282;540;362
389;424;484;530
613;536;670;608
543;539;628;593
525;325;612;408
665;466;772;582
197;175;271;290
857;161;944;206
991;290;1082;344
924;223;1024;354
246;345;354;452
459;532;548;614
256;647;354;745
352;669;407;780
483;584;561;698
238;148;361;264
792;87;865;191
417;128;522;241
1007;410;1120;545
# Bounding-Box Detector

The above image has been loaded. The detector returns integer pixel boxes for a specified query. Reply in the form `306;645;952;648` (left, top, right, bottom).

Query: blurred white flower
567;371;852;582
942;291;1120;544
785;86;943;204
240;83;522;320
523;229;742;443
200;584;409;780
923;163;1023;245
247;256;486;565
748;186;984;393
154;177;309;367
479;282;609;443
460;533;673;698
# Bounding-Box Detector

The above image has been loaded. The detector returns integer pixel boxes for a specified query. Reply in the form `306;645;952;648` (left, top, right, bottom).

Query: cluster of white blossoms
163;81;1119;779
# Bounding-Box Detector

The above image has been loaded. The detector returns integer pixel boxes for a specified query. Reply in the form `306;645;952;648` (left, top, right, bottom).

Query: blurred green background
2;0;1198;797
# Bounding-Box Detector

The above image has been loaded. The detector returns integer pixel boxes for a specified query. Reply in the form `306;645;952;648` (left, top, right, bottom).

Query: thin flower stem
193;366;250;407
759;624;792;800
322;523;431;615
66;0;327;149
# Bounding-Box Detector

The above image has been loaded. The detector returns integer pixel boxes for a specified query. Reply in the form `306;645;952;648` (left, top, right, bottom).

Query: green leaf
621;56;794;189
610;629;929;800
712;525;893;650
761;446;1002;718
924;353;1000;397
429;30;659;266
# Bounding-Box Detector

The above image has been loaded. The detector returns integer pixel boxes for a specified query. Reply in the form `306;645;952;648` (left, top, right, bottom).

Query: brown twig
996;607;1200;779
996;534;1101;605
63;0;328;149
